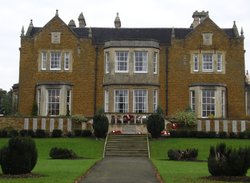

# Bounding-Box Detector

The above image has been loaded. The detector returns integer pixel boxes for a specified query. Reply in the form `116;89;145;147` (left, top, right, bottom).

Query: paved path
80;157;160;183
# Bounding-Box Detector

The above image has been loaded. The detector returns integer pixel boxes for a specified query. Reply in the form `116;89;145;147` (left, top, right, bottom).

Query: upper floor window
115;51;129;73
41;52;47;70
202;53;213;72
50;52;61;70
193;54;199;72
64;52;70;70
134;51;148;73
190;90;195;112
105;52;110;74
51;32;61;44
217;54;222;72
153;52;158;74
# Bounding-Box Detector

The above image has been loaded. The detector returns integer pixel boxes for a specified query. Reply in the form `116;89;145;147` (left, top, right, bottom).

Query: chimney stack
192;11;209;28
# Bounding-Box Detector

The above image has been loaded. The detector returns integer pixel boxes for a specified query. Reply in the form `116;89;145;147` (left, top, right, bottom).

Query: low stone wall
197;119;250;133
0;117;82;133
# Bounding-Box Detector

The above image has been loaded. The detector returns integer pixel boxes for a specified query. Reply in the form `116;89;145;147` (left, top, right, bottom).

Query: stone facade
17;11;246;119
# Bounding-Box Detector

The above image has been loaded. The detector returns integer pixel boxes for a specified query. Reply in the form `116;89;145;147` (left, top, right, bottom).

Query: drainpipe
165;47;169;115
94;46;99;115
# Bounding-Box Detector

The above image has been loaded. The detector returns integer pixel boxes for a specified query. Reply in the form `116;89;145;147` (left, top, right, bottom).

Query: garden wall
197;119;250;133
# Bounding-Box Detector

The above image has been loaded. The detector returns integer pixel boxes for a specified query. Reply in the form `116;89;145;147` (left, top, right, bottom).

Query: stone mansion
17;10;246;120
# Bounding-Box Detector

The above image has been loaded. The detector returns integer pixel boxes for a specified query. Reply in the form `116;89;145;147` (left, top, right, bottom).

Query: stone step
104;134;149;157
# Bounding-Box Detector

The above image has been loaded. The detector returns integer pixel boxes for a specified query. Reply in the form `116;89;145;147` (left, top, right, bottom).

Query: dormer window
51;32;61;44
202;33;213;45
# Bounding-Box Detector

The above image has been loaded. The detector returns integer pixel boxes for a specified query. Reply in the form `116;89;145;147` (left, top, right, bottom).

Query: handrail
102;133;109;158
146;133;150;158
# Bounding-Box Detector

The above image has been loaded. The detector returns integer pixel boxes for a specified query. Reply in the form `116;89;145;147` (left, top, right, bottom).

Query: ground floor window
36;84;72;116
202;90;215;118
114;90;128;113
133;89;148;113
47;89;60;116
189;84;226;118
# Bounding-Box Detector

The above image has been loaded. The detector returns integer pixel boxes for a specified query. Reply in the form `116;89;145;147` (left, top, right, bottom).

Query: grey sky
0;0;249;90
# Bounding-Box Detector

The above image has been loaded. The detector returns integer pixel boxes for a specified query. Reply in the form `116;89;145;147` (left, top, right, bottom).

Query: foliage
218;132;228;138
93;114;109;138
35;129;47;138
74;129;82;137
0;137;38;175
8;129;18;137
71;115;87;123
82;130;92;137
147;113;165;138
0;129;8;137
168;148;198;161
208;143;250;176
0;89;12;115
31;101;38;116
19;129;35;137
49;147;78;159
156;105;164;116
172;109;197;128
51;129;63;137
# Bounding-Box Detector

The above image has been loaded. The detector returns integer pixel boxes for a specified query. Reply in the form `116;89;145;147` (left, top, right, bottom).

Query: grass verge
150;138;250;183
0;138;104;183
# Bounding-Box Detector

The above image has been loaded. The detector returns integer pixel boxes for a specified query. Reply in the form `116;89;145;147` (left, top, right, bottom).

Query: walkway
79;157;160;183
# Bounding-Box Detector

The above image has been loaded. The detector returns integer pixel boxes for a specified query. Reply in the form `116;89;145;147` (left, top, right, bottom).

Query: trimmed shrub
35;129;46;138
49;147;77;159
147;114;165;138
229;132;238;138
196;131;208;138
93;114;109;138
81;130;92;137
8;129;18;137
0;129;8;138
66;132;74;138
208;143;250;176
218;132;228;138
189;131;198;138
51;129;62;138
0;137;38;175
168;148;198;161
207;131;217;138
74;129;82;137
238;132;247;139
19;129;35;137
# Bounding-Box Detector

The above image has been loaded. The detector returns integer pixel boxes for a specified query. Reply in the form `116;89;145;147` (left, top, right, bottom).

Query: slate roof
28;27;236;45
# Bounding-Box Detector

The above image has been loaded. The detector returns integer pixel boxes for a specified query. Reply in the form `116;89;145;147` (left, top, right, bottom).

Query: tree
147;113;165;138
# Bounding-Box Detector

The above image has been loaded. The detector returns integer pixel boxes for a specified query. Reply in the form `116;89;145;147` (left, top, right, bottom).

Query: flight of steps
104;134;149;157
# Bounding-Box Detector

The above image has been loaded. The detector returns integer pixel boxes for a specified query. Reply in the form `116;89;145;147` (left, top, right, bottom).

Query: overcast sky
0;0;249;91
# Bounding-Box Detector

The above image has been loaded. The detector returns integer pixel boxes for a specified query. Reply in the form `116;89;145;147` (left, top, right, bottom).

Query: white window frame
50;51;61;70
190;90;195;112
133;89;148;113
115;51;129;73
46;89;60;116
64;52;70;70
217;54;223;72
202;53;213;72
37;89;41;115
66;90;71;115
153;90;158;112
134;51;148;73
41;52;47;70
104;90;109;112
201;90;215;118
153;52;158;74
114;90;129;113
193;54;199;72
105;52;110;74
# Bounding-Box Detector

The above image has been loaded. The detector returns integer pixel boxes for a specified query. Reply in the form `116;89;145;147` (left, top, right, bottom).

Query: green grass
0;138;104;183
150;138;250;183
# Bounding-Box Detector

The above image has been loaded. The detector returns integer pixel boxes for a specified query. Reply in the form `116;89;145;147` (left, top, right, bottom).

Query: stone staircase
104;134;149;157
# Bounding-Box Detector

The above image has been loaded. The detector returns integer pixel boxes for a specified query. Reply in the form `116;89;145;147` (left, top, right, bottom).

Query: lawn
150;138;250;183
0;138;104;183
